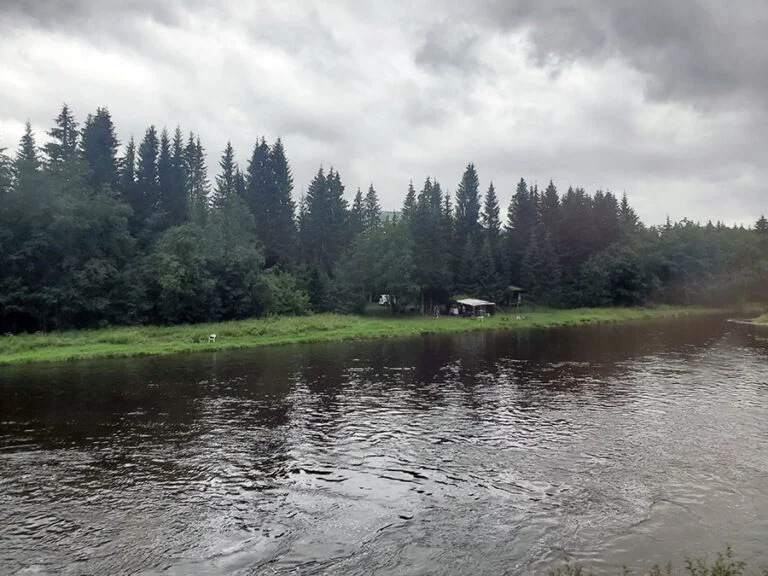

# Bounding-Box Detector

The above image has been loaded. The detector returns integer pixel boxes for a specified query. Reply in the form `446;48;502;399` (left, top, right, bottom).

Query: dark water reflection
2;318;768;575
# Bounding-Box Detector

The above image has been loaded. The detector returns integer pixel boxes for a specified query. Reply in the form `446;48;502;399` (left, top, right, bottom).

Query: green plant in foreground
549;547;767;576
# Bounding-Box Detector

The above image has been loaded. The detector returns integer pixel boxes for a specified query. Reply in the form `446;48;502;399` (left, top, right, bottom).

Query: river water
1;317;767;575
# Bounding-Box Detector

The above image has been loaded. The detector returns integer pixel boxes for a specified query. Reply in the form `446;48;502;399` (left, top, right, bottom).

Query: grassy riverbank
754;313;768;325
0;306;728;366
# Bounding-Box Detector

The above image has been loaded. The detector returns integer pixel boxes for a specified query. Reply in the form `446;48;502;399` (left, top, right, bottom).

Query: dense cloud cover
1;0;766;224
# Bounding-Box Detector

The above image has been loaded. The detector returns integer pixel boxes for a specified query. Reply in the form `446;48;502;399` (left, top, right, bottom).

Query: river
1;317;767;575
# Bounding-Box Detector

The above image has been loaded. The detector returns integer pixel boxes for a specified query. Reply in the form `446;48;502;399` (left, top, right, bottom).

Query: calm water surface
2;317;768;575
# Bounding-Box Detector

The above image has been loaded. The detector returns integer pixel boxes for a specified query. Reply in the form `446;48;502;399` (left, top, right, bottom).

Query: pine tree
14;121;40;182
81;107;119;191
119;136;138;206
44;104;79;166
756;215;768;235
135;125;160;227
522;227;561;305
167;127;188;226
505;178;537;282
234;167;246;200
476;238;503;301
244;137;270;223
264;137;297;268
185;134;210;223
301;167;349;272
412;176;451;311
157;128;172;220
363;184;381;231
350;187;365;238
0;145;11;198
539;180;560;235
482;182;500;239
402;181;417;220
455;163;481;243
213;141;236;209
619;192;639;233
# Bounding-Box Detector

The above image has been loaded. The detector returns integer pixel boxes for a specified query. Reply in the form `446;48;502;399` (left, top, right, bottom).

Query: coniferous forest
1;104;766;333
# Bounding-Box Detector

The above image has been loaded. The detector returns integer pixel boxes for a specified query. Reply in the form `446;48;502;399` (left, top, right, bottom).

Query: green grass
753;313;768;325
0;306;726;366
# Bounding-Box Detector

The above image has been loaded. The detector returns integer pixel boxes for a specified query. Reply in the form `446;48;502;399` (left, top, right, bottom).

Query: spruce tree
244;137;270;223
455;163;481;243
157;128;172;221
132;125;161;233
119;136;138;207
539;180;560;235
234;167;246;200
402;181;417;220
363;184;381;231
619;192;639;233
756;215;768;235
482;182;501;239
505;178;537;282
184;134;210;223
213;141;236;209
14;121;40;183
268;137;297;264
350;187;365;238
167;127;188;226
81;107;119;191
301;167;348;273
44;104;79;166
522;228;561;305
0;145;11;198
476;237;503;301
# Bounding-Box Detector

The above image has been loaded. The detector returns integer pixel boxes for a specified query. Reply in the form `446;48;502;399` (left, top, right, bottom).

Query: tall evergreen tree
263;137;297;268
619;192;639;233
301;167;349;273
363;183;382;231
402;181;417;220
166;127;188;226
213;141;236;209
455;163;481;243
119;136;138;206
134;126;160;230
522;228;561;305
14;121;40;183
44;104;79;166
185;134;210;224
234;167;246;200
412;176;452;311
539;180;560;235
157;128;173;220
81;107;119;190
350;187;365;238
244;137;270;221
0;145;11;198
506;178;537;281
482;182;501;239
756;215;768;235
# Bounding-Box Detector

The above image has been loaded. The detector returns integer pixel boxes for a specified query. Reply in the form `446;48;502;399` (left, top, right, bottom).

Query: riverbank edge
0;306;739;366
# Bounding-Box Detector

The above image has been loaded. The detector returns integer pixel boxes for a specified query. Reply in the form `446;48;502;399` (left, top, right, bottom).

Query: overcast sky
1;0;766;224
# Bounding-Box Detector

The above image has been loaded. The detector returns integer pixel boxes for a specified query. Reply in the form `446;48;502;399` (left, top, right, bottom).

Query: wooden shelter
454;298;496;317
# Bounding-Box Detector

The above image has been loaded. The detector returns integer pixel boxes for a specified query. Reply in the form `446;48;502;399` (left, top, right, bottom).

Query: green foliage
581;244;655;307
81;107;120;191
455;162;481;243
522;227;561;305
2;105;767;335
263;268;310;316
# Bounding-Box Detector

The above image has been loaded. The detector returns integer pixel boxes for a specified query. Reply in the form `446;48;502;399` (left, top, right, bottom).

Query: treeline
0;104;766;332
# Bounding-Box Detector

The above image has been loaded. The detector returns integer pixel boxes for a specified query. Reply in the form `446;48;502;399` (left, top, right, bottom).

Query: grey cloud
471;0;768;106
414;26;481;75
